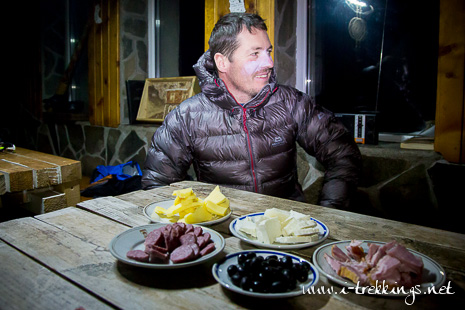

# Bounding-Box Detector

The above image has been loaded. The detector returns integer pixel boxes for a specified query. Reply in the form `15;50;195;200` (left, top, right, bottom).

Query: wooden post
435;0;465;163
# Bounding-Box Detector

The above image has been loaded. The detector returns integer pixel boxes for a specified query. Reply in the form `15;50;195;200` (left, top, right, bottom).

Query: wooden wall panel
88;0;120;127
435;0;465;163
204;0;275;61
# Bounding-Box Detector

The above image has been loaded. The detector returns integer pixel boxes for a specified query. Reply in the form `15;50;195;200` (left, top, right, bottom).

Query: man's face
217;27;274;104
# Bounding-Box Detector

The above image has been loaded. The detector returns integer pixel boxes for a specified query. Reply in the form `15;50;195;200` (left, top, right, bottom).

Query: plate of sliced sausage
109;223;225;269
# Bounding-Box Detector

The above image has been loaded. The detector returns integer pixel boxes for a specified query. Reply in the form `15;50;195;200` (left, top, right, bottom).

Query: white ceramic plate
212;249;319;298
313;240;447;296
109;223;225;269
229;212;329;250
143;199;232;226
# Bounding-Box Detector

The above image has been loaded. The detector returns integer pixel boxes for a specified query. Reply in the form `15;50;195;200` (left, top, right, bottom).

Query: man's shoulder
272;84;312;104
175;93;211;112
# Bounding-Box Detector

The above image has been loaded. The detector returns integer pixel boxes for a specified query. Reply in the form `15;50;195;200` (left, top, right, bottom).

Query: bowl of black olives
212;250;319;298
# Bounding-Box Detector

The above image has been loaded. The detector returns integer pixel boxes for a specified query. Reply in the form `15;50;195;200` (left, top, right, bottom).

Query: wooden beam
435;0;465;163
88;0;120;127
204;0;275;62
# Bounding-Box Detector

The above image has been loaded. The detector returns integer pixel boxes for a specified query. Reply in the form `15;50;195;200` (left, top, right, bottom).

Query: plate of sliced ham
109;223;225;269
313;240;446;296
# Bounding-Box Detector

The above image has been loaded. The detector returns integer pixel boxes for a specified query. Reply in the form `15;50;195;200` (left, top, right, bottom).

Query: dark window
309;0;439;133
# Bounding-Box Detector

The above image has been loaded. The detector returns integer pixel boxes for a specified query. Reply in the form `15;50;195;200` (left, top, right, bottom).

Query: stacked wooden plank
0;147;81;213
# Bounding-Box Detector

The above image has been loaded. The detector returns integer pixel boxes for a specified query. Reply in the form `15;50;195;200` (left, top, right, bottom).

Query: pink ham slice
369;255;402;286
386;243;424;276
324;253;342;274
331;245;351;262
345;240;365;261
324;240;424;289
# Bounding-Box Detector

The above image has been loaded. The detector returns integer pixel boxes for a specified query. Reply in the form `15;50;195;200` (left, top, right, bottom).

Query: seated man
142;13;361;209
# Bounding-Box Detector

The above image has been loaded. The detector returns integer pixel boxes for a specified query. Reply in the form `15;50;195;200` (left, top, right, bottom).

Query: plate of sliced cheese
229;208;329;250
144;186;232;226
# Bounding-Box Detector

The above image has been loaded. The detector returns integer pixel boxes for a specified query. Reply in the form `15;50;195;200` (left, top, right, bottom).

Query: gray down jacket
142;51;361;208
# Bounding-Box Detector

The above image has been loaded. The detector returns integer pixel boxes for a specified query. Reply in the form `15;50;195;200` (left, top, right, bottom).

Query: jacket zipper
240;88;272;193
218;79;274;193
241;107;258;192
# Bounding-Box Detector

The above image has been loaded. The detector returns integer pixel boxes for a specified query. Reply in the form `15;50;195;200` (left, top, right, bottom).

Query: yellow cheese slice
166;201;203;217
172;188;194;198
205;200;228;216
204;185;227;205
183;204;213;224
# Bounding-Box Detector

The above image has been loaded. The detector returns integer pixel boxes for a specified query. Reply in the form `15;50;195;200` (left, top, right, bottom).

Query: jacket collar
193;50;277;110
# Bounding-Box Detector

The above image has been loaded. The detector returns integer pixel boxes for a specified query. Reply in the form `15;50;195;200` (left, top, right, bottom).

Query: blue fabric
92;161;142;183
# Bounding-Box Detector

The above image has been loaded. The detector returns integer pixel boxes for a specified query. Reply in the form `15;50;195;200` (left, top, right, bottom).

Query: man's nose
261;53;274;68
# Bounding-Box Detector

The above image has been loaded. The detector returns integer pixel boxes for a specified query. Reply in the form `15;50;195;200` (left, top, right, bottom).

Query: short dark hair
208;13;267;62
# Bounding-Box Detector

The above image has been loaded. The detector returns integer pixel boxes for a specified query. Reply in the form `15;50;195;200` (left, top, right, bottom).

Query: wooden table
0;147;81;212
1;180;464;309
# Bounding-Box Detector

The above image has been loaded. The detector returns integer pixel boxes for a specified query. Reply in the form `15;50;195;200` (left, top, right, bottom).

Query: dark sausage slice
189;243;200;257
199;242;216;256
194;226;203;237
144;229;164;251
185;224;194;233
180;233;197;245
170;244;196;263
127;250;149;262
146;247;170;263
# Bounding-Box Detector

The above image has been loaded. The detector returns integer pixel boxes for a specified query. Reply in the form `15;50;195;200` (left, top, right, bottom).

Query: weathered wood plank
0;147;81;193
0;151;61;188
0;240;114;310
0;160;33;192
0;172;6;195
77;196;149;227
12;147;81;183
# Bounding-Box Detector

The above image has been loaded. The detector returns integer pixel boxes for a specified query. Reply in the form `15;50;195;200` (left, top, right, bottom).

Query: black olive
227;264;238;277
296;270;308;282
287;277;297;290
240;276;253;291
300;261;311;272
266;255;278;261
250;256;263;271
251;280;266;292
257;271;270;282
267;257;279;267
242;258;253;273
237;253;248;266
270;280;286;293
245;252;256;260
236;265;246;276
281;268;295;282
231;273;242;286
280;255;293;268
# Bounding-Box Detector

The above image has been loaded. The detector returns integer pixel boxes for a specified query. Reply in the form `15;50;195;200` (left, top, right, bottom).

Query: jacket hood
192;50;277;110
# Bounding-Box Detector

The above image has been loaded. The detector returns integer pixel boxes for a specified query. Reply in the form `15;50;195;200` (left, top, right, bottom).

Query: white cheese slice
237;218;257;237
290;210;311;221
275;234;319;244
283;218;317;236
264;208;290;224
293;226;319;236
256;217;282;244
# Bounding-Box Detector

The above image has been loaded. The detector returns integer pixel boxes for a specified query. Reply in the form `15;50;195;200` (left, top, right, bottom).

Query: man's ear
214;53;229;73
